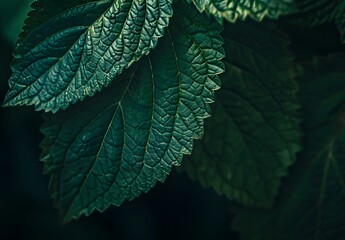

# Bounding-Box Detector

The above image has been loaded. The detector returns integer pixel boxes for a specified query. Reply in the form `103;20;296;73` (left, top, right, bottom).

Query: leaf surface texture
4;0;173;112
182;22;301;207
289;0;345;43
233;54;345;240
188;0;294;23
40;2;224;222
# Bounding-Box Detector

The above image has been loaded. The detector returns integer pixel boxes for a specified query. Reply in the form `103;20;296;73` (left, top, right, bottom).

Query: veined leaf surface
291;0;337;26
289;0;345;43
181;22;301;207
3;0;173;112
40;2;224;222
233;54;345;240
188;0;294;23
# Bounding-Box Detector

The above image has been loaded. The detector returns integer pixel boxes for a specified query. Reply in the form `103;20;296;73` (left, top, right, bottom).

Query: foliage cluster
3;0;345;238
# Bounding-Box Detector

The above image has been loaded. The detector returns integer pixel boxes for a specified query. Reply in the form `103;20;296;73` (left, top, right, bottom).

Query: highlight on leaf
3;0;173;112
187;0;295;23
40;1;224;222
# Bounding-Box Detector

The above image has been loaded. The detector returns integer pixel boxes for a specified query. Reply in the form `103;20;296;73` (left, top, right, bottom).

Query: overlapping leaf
181;22;301;207
289;0;345;43
188;0;295;23
233;54;345;240
40;2;224;222
335;1;345;43
290;0;337;26
3;0;173;112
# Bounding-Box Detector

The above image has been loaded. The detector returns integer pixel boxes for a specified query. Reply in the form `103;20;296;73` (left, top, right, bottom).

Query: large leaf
184;23;299;206
3;0;173;112
188;0;294;23
40;2;224;222
181;22;301;207
233;54;345;240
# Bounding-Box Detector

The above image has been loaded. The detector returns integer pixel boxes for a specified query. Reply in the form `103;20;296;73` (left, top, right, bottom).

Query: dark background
0;1;344;240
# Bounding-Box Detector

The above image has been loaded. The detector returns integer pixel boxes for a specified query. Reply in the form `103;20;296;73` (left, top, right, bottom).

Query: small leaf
3;0;173;112
187;0;295;23
181;21;301;207
40;1;224;222
233;54;345;240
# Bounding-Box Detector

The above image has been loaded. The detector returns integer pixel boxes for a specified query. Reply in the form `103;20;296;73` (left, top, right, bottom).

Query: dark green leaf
289;0;345;44
40;2;224;222
181;21;301;207
335;1;345;43
233;54;345;240
18;0;99;42
3;0;173;112
188;0;294;23
290;0;337;26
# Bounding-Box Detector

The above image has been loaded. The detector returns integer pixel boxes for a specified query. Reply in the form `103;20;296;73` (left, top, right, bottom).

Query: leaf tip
2;93;15;108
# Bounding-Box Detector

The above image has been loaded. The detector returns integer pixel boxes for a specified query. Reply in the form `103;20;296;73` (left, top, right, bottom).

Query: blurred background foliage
0;0;344;240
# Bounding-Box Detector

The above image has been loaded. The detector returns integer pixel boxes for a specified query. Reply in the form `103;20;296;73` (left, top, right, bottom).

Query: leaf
335;1;345;44
187;0;295;23
181;21;301;207
288;0;345;44
40;1;224;222
289;0;338;26
17;0;99;42
233;54;345;240
3;0;173;112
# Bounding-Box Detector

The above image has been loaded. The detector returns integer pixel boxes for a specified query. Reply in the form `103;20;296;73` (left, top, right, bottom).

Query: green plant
3;0;345;238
